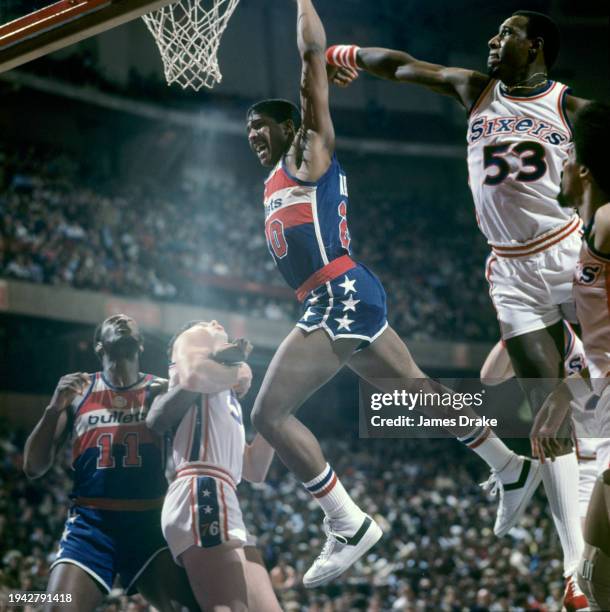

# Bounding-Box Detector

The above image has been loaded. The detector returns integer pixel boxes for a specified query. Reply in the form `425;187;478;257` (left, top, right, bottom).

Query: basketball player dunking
326;11;590;608
246;0;541;589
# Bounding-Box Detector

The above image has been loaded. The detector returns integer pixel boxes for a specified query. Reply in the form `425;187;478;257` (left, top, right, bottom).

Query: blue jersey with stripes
263;155;352;291
69;372;167;508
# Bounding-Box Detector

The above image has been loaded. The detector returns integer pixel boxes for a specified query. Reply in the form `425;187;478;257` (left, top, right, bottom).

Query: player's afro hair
247;99;301;130
574;101;610;198
513;10;560;70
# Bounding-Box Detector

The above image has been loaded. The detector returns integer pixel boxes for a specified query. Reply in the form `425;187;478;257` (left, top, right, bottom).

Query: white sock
458;426;515;472
541;452;584;576
303;463;362;526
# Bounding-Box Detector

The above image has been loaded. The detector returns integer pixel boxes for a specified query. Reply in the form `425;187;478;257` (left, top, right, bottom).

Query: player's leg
44;563;105;612
577;470;610;611
179;544;250;611
251;327;381;588
243;546;282;612
506;322;584;587
348;325;541;536
251;327;359;479
135;549;199;612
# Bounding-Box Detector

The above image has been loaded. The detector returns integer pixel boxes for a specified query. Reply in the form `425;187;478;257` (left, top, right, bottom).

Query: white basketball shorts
485;229;581;340
161;474;248;564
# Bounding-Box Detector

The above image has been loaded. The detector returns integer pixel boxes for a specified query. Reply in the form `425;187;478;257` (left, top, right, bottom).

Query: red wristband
326;45;361;70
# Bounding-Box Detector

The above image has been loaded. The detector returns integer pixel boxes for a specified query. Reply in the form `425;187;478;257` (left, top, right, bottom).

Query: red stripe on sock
312;473;337;498
468;427;491;449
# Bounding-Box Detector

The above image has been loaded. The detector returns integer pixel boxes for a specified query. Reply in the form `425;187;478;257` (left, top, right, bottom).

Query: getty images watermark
369;389;496;429
358;378;602;439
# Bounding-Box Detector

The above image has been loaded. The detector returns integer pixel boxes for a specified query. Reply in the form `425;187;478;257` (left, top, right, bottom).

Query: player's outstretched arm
294;0;334;175
23;372;89;479
242;434;275;483
326;44;488;110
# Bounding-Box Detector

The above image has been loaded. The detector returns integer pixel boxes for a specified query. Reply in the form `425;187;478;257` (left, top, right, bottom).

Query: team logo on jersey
468;115;569;146
112;396;128;409
576;263;602;285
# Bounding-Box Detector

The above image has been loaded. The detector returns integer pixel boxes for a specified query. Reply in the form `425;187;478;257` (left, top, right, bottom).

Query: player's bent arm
23;406;69;479
354;47;487;110
242;434;275;484
178;354;242;394
146;385;200;435
296;0;334;155
593;204;610;253
565;95;591;124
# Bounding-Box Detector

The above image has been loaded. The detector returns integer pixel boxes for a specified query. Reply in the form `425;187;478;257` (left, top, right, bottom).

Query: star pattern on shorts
341;295;360;312
57;546;64;557
203;505;213;515
202;489;211;498
302;307;315;321
335;315;355;331
338;276;356;295
60;526;70;542
308;293;320;305
67;514;78;524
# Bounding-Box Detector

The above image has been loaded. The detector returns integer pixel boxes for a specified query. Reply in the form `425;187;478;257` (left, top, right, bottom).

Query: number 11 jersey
467;79;575;249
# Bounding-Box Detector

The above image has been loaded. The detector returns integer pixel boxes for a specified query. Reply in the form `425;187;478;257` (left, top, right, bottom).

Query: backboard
0;0;174;74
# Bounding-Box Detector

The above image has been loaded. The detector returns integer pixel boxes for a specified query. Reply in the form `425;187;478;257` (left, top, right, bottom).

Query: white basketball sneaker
303;514;382;588
480;455;542;537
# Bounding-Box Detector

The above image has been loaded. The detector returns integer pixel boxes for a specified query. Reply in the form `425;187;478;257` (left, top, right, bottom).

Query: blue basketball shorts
297;262;388;347
49;505;168;595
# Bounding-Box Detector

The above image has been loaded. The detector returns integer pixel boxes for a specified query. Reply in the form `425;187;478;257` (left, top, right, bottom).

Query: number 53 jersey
467;79;576;251
70;372;167;509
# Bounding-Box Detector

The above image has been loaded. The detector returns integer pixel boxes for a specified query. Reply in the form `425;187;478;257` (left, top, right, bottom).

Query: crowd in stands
0;418;565;611
0;144;498;342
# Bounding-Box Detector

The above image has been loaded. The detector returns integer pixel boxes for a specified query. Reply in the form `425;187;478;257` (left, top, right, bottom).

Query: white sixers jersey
573;232;610;383
467;80;574;247
168;364;246;485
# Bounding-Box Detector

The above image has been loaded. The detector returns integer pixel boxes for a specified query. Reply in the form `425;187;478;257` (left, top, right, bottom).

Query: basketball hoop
142;0;239;91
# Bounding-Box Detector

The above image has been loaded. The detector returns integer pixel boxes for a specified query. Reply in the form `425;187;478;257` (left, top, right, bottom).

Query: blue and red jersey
264;155;356;301
69;372;167;510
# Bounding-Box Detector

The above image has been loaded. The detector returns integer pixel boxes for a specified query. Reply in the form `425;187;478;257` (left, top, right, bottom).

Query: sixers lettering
23;315;196;612
326;11;593;608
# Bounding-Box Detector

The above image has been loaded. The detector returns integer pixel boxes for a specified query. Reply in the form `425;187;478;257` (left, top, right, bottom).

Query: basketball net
142;0;239;91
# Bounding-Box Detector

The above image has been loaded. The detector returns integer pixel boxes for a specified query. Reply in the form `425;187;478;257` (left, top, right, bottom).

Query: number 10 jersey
467;79;574;249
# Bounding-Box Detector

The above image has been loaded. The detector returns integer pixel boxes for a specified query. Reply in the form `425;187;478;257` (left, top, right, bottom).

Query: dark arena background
0;0;608;610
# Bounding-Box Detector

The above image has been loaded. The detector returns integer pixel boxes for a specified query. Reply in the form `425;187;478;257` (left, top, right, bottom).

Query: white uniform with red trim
468;79;581;339
161;364;248;563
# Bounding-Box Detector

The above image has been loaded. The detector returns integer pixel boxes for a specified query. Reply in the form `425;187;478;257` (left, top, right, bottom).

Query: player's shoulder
594;204;610;235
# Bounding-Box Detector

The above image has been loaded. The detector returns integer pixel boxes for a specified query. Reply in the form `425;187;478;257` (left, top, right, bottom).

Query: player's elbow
23;457;47;480
145;411;167;435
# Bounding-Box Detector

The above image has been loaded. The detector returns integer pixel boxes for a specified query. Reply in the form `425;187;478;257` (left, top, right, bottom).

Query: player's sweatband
326;45;361;70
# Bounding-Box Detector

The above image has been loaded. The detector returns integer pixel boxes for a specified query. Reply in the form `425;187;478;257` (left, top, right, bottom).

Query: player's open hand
49;373;91;413
530;390;572;463
213;338;253;364
233;363;253;398
328;65;359;88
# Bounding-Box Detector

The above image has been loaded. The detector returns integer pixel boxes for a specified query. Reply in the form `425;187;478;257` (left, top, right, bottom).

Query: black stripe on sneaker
503;459;531;492
343;516;373;546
